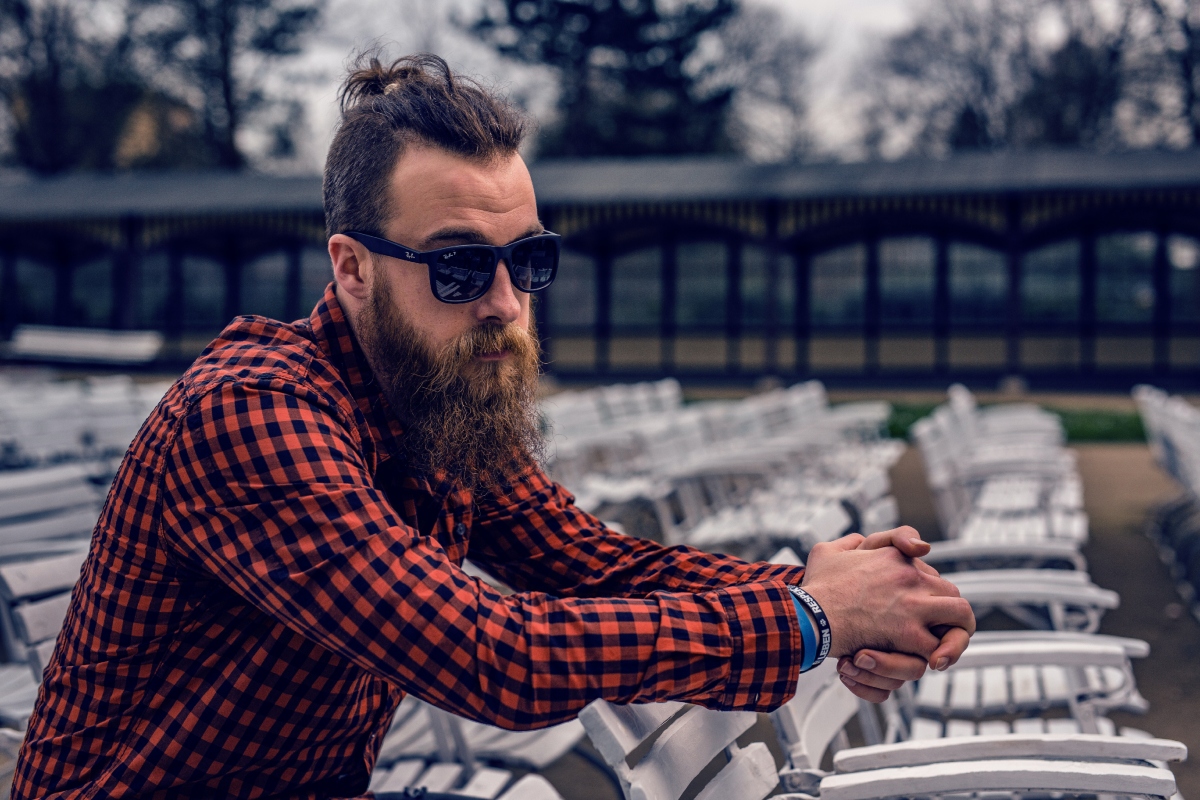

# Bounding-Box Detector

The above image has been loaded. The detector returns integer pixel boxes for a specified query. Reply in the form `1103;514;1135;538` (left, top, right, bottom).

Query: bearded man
13;54;973;799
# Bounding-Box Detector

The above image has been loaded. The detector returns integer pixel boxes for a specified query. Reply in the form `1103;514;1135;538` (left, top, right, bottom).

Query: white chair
769;659;1185;800
578;699;779;800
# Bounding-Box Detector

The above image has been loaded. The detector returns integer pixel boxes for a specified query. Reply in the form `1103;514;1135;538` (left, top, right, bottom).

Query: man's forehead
387;145;538;244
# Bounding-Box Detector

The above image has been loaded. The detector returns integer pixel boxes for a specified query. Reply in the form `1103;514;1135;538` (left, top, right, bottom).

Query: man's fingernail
840;663;860;677
855;655;876;670
935;657;950;671
840;674;858;687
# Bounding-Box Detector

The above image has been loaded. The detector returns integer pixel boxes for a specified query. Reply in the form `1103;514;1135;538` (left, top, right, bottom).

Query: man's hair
323;52;528;239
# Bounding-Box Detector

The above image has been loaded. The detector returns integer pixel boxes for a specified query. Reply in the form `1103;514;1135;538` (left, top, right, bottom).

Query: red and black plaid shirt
14;286;805;799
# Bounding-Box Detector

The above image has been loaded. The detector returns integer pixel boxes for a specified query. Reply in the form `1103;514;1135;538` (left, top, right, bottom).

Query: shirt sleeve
467;463;806;598
160;378;802;729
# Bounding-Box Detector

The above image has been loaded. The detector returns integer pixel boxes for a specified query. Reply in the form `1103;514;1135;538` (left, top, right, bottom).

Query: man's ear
329;234;371;302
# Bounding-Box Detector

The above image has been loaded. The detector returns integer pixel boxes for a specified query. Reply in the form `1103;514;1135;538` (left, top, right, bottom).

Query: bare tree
129;0;323;168
861;0;1144;157
697;4;818;161
1144;0;1200;145
0;0;140;171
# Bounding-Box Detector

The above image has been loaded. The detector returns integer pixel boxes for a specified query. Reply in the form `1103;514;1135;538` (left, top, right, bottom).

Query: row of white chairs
0;373;171;469
542;380;902;563
912;384;1087;547
575;547;1187;800
366;384;1189;799
364;383;905;797
1134;385;1200;619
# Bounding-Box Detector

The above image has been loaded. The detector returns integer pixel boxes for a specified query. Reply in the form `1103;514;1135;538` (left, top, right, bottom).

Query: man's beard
354;277;545;493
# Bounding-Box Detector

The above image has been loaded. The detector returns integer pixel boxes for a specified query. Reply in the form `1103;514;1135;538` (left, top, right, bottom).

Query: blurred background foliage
886;402;1147;442
3;0;1200;172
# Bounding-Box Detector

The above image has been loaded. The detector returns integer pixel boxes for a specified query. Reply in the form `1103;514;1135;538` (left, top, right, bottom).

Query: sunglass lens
510;238;558;291
434;249;494;301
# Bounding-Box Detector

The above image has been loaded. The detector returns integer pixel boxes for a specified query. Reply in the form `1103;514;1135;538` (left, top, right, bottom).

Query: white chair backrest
769;658;861;771
578;700;778;800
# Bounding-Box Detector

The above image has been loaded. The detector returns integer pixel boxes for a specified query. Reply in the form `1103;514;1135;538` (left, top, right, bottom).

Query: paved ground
1073;444;1200;798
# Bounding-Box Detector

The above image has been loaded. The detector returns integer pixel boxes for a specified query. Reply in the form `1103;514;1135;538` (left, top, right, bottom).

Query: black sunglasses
345;230;561;304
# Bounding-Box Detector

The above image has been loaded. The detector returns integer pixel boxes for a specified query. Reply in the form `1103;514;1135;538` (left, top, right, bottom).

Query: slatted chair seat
924;539;1088;572
911;636;1148;719
769;659;1185;800
947;568;1119;632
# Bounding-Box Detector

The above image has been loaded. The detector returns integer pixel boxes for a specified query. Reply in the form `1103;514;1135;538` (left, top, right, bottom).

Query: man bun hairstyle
323;52;528;240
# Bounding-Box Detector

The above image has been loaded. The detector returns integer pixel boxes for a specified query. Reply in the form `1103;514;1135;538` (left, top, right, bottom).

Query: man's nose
474;259;522;324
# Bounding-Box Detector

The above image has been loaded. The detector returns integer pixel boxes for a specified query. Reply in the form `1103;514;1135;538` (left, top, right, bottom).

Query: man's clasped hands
798;526;976;703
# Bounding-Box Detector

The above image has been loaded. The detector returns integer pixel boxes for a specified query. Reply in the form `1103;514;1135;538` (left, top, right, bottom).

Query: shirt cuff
715;580;801;712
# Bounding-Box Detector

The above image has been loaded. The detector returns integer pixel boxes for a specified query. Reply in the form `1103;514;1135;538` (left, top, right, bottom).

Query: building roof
2;148;1200;221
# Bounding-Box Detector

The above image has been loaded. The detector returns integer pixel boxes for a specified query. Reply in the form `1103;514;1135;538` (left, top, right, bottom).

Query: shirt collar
308;283;408;460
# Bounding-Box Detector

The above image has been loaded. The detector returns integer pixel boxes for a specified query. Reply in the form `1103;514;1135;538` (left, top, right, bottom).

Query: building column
1;246;16;338
285;242;303;322
763;200;781;377
1005;194;1023;376
111;215;143;330
166;245;184;346
1153;230;1171;375
725;235;742;375
53;246;72;327
222;237;242;324
793;248;810;377
661;234;677;375
864;234;881;376
595;246;612;374
1080;231;1099;376
1079;230;1097;375
934;235;950;375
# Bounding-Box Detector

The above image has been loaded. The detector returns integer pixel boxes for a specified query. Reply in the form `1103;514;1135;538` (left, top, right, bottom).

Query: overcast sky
280;0;918;170
764;0;914;155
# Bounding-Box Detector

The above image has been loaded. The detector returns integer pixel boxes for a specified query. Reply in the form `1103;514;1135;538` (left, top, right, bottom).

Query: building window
811;244;865;327
71;258;114;327
240;252;288;321
949;243;1006;326
300;247;332;312
676;241;727;330
182;256;226;331
547;248;596;330
1169;234;1199;324
1096;232;1156;324
138;251;169;329
741;243;792;330
880;237;935;326
16;258;55;325
1022;240;1079;323
611;247;661;330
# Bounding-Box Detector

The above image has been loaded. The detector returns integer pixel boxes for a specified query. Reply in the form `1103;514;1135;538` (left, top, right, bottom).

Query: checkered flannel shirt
14;285;806;799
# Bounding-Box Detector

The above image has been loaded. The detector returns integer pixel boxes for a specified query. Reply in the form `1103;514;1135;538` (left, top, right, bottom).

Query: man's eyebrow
420;224;546;249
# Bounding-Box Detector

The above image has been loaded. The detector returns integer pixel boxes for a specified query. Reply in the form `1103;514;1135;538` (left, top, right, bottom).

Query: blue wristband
792;594;817;673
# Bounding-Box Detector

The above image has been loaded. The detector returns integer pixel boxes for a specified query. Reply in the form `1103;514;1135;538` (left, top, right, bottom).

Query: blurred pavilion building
0;149;1198;386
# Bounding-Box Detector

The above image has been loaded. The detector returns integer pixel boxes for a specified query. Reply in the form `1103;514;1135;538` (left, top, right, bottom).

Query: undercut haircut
323;52;528;240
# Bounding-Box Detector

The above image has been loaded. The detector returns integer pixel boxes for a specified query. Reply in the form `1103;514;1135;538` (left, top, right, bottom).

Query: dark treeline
4;0;1200;172
862;0;1200;157
0;0;322;173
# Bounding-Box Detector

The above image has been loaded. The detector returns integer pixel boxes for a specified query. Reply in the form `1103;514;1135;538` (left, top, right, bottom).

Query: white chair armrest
832;733;1187;772
818;758;1177;800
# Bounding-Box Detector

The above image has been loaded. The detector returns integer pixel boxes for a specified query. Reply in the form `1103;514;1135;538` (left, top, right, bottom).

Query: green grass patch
887;403;939;439
884;402;1145;443
1048;408;1145;443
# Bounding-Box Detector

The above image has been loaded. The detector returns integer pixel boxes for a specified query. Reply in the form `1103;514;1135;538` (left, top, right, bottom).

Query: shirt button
454;523;466;537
